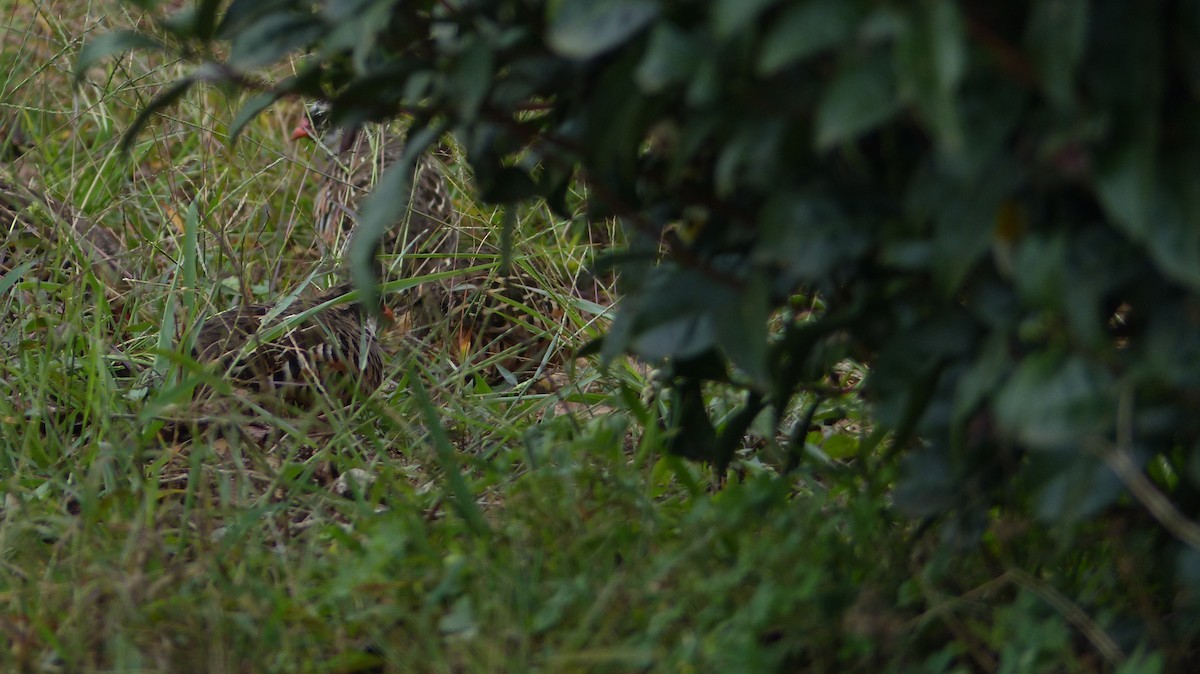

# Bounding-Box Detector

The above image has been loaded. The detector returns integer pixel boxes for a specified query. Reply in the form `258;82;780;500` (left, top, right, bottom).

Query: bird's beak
291;118;313;141
380;305;396;326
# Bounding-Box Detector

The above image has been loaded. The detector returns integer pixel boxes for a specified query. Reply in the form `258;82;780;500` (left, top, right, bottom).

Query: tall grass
0;2;1150;673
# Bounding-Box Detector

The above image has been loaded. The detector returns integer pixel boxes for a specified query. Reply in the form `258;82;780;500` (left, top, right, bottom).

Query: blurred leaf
757;0;861;75
713;273;769;388
711;0;777;40
228;92;279;143
894;0;966;154
73;30;163;83
120;78;195;153
548;0;659;60
635;24;698;92
893;447;957;517
1024;0;1088;108
994;353;1115;449
755;193;867;284
814;52;899;150
449;36;495;121
216;0;298;39
478;166;540;204
1027;452;1123;522
229;12;324;69
1094;129;1155;242
821;433;857;460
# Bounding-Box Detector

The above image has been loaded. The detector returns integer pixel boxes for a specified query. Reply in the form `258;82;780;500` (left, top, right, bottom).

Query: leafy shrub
76;0;1200;663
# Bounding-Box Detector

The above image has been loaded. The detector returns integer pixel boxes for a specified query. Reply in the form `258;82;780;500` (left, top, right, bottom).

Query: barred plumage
294;101;573;389
294;102;459;284
192;282;386;407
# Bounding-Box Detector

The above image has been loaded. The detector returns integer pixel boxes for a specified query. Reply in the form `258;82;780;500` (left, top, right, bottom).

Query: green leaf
216;0;295;39
229;13;324;69
120;78;195;153
547;0;659;60
0;260;35;297
994;352;1115;449
1024;0;1088;109
814;53;900;150
894;0;966;154
73;30;163;83
1094;127;1156;247
714;273;769;388
757;0;861;75
711;0;777;40
478;166;539;204
754;192;868;283
449;36;495;121
635;24;698;93
227;92;279;143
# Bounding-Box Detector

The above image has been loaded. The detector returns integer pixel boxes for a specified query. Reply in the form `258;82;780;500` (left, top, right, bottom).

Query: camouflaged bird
294;100;571;389
292;101;459;283
401;260;571;389
192;281;388;408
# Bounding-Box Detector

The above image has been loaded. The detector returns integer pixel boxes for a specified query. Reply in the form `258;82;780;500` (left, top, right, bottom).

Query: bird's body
294;102;569;389
404;268;568;387
192;282;385;407
295;105;459;281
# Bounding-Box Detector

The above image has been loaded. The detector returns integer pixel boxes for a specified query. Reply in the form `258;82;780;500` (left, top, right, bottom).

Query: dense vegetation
1;0;1196;670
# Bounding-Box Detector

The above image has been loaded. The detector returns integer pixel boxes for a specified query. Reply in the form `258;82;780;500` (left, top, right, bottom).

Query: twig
1099;389;1200;552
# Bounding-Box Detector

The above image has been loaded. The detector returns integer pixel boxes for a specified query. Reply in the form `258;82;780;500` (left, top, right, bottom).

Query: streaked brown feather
192;282;385;407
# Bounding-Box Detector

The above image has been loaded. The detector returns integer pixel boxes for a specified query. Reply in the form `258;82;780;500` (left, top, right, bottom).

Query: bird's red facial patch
291;118;314;141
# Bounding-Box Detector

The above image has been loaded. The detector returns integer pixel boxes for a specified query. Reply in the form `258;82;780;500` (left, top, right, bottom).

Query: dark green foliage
76;0;1200;664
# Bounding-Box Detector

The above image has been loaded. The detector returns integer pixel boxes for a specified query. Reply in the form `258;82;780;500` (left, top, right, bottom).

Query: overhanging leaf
73;30;163;83
548;0;659;60
228;92;280;143
814;53;900;150
757;0;861;75
994;352;1115;449
229;12;324;69
120;78;196;153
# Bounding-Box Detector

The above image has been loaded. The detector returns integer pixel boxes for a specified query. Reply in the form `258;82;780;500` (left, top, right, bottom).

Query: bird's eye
307;100;331;124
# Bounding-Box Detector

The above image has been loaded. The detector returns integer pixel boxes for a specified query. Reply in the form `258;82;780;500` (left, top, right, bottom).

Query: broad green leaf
1028;452;1123;522
229;13;324;69
757;0;861;75
754;193;867;283
547;0;659;60
449;37;495;122
994;352;1115;449
814;53;899;150
895;0;966;154
120;78;195;153
713;273;769;388
893;447;957;517
1141;156;1200;292
216;0;297;39
631;313;716;361
73;30;163;83
227;92;279;143
635;24;697;93
1024;0;1088;108
711;0;777;40
1094;127;1156;246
